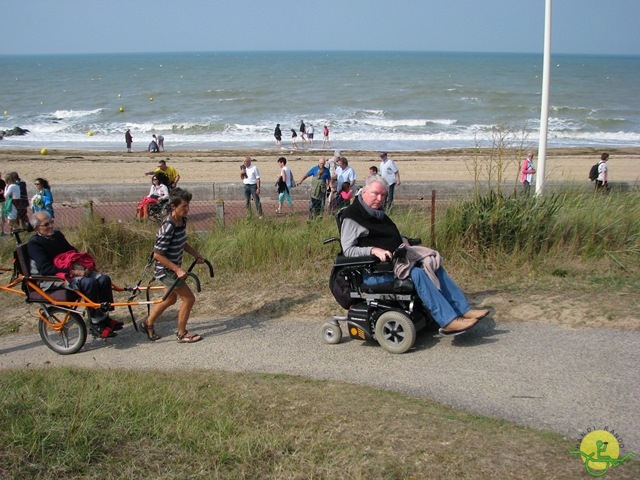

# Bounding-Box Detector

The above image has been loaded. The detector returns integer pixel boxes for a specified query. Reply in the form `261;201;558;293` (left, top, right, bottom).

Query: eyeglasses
34;182;41;186
39;221;54;228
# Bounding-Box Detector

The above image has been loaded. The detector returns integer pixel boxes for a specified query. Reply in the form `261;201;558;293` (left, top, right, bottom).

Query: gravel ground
0;316;638;449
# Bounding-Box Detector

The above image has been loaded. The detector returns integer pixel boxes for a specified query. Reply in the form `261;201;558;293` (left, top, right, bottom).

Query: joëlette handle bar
160;258;214;301
187;258;214;278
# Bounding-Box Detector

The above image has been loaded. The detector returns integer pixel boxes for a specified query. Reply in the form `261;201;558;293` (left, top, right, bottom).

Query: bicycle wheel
38;306;87;355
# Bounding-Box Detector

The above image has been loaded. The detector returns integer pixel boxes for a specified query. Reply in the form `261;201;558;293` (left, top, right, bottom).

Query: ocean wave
51;109;103;119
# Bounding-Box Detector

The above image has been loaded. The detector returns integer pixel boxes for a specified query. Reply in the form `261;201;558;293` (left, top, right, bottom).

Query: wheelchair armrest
323;237;340;245
405;237;422;246
334;255;379;267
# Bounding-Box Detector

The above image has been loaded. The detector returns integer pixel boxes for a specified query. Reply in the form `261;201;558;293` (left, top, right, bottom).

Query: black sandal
139;321;161;341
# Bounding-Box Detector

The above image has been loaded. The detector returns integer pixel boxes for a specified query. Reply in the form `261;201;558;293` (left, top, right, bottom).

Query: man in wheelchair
27;212;123;338
341;176;488;337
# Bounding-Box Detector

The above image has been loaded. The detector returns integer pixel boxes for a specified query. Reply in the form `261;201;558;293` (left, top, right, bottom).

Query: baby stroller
322;210;432;353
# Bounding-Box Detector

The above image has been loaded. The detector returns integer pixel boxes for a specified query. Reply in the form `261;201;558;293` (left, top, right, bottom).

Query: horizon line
1;49;638;58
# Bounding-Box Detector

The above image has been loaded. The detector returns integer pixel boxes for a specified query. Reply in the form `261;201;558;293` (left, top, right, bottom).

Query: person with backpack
296;157;331;219
520;152;536;193
3;171;30;231
594;153;610;191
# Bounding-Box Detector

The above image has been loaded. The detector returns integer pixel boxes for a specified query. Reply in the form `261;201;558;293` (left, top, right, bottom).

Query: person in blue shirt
31;177;54;218
297;157;331;216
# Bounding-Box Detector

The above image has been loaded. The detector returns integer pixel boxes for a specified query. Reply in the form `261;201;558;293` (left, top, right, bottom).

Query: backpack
588;162;600;182
311;176;327;200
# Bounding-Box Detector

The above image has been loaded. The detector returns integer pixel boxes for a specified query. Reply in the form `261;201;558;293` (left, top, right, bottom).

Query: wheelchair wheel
38;307;87;355
374;310;416;354
321;321;342;345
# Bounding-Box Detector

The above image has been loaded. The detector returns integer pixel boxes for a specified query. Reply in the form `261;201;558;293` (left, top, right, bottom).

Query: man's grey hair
363;175;389;192
31;211;51;229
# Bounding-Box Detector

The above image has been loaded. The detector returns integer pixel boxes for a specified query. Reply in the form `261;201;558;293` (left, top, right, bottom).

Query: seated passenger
137;175;169;219
27;212;122;337
340;176;489;336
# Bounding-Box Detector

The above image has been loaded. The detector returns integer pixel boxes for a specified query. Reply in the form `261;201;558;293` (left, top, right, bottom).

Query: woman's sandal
139;321;161;341
176;331;202;343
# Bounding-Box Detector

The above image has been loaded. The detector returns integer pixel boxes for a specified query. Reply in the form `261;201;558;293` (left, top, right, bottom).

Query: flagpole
536;0;552;195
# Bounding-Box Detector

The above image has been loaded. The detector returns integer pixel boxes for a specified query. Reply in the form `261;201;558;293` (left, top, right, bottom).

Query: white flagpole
536;0;552;195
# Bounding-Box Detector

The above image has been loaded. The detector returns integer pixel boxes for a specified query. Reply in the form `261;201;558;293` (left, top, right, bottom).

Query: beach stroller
321;209;432;353
0;229;213;355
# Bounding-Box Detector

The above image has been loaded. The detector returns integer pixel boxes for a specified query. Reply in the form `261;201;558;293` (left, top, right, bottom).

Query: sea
1;51;639;152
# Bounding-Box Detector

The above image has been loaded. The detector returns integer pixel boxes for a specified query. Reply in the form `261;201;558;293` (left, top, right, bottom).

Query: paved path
1;317;638;449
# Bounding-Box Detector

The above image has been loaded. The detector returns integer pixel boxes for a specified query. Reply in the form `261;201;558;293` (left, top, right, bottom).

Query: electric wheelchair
322;209;434;354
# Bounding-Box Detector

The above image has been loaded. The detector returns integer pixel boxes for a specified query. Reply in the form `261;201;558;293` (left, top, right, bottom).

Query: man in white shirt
596;152;609;191
379;152;401;209
241;156;263;218
335;157;356;188
326;150;340;212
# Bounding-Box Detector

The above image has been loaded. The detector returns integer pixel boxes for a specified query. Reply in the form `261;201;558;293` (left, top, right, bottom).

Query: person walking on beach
379;152;401;209
307;124;314;145
274;124;282;147
299;120;307;142
322;125;331;148
291;129;298;149
276;157;295;214
125;129;133;153
595;152;610;191
241;156;263;218
139;188;206;344
520;151;536;194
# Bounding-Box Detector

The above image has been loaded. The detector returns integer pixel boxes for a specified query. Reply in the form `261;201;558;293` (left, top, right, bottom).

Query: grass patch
4;368;638;479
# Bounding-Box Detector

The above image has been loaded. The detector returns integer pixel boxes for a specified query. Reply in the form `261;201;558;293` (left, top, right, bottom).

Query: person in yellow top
145;160;180;188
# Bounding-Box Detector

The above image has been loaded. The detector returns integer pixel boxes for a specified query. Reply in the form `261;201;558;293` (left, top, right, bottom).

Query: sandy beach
1;146;639;186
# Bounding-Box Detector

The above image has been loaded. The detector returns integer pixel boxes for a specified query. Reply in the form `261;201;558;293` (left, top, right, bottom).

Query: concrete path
1;316;638;448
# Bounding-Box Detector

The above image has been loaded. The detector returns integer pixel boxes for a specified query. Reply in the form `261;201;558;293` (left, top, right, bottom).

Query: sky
1;0;639;56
